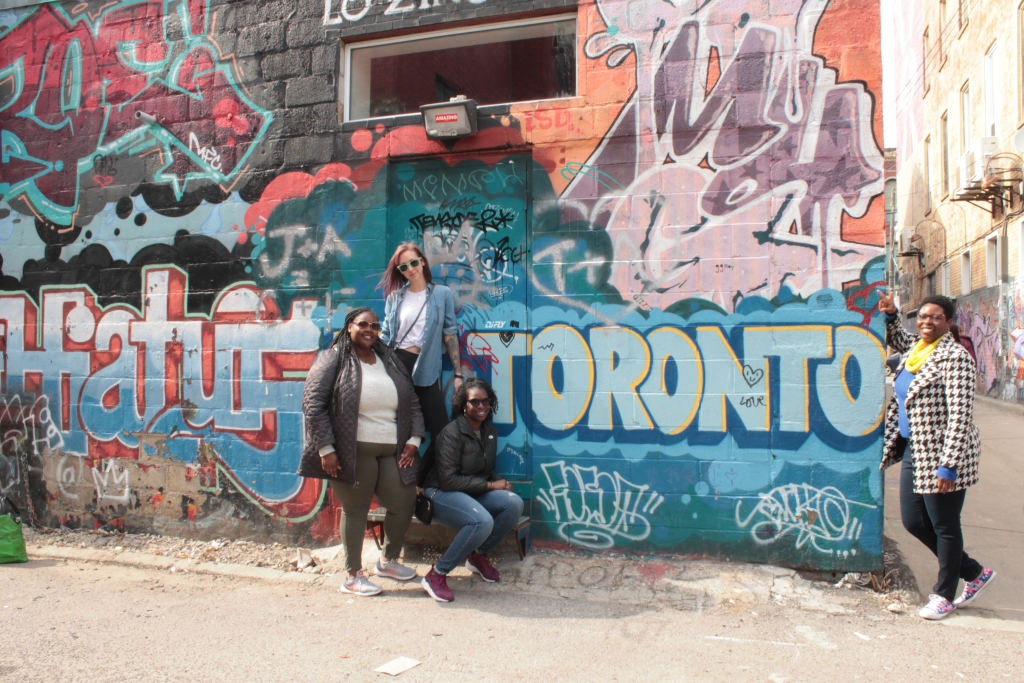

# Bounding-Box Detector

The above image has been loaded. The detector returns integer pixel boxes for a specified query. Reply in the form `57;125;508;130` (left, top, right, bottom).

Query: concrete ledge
974;393;1024;416
27;545;320;585
940;613;1024;633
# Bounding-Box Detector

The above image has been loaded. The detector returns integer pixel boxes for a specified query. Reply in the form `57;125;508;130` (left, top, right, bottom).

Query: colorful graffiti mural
0;0;886;569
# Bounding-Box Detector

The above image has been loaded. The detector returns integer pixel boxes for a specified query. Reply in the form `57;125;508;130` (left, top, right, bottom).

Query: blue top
889;314;957;482
381;282;458;387
894;368;915;439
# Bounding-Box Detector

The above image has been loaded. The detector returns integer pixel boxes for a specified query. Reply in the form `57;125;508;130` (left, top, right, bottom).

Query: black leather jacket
297;340;424;486
423;415;499;495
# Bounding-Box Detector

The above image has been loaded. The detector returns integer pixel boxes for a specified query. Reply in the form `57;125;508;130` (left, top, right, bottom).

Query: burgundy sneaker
466;552;500;582
421;567;454;602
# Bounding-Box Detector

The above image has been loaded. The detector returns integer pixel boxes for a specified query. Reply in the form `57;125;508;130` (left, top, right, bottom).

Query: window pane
349;19;576;120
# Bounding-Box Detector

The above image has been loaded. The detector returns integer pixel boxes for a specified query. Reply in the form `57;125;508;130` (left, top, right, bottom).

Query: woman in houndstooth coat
878;292;995;620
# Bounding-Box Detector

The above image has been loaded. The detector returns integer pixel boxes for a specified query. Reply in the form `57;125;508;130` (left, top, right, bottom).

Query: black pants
899;445;983;602
394;349;451;482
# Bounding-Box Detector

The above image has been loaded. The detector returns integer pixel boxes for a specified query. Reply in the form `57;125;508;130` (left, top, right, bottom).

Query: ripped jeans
423;487;524;575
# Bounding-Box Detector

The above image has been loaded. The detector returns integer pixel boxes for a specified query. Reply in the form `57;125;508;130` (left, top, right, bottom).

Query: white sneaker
919;594;956;620
375;558;417;581
340;570;383;596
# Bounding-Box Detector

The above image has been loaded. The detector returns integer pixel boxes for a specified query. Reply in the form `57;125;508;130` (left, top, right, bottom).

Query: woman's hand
399;443;418;468
877;288;897;315
936;477;956;494
320;452;340;478
489;478;512;491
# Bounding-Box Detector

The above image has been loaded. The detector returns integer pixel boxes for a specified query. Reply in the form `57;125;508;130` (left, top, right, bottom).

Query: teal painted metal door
387;155;531;479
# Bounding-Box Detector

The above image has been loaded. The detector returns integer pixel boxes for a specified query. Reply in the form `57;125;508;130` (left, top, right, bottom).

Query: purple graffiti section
566;0;883;311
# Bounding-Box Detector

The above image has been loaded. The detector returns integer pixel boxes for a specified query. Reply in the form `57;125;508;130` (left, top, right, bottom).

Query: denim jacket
381;282;458;386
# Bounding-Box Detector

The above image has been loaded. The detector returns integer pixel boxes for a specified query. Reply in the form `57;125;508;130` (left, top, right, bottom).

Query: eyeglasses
466;398;492;408
351;320;381;332
917;314;946;323
397;257;424;273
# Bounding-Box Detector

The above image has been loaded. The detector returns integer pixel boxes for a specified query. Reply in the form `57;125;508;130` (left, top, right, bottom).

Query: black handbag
414;491;435;525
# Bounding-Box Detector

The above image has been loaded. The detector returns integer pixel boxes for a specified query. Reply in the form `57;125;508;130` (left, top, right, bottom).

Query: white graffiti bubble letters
536;460;664;549
735;483;876;556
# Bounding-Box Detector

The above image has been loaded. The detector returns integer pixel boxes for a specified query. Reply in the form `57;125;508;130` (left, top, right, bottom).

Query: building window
927;272;937;296
939;0;947;60
344;17;576;121
984;43;999;137
1019;3;1024;120
923;29;930;93
961;251;972;295
961;83;972;151
959;0;969;28
940;112;950;196
986;233;1002;287
1019;220;1024;277
924;135;932;214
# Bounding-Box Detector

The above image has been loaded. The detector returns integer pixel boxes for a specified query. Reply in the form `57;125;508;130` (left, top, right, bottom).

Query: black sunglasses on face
351;320;381;331
467;398;491;408
397;257;423;273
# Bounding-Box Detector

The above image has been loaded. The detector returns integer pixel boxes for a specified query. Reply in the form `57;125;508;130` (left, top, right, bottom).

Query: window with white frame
984;43;999;137
1019;219;1024;277
961;250;972;295
344;17;576;121
986;232;1002;287
961;83;972;150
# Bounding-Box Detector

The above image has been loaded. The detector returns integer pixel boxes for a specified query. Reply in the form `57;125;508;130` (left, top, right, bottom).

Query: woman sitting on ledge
419;378;524;603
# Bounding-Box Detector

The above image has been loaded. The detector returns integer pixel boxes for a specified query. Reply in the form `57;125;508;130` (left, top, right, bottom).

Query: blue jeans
424;487;524;575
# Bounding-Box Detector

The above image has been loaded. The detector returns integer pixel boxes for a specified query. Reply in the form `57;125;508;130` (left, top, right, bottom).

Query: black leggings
899;444;983;601
394;349;451;481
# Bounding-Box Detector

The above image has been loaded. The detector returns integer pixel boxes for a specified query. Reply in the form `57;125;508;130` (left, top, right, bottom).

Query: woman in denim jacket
379;243;462;477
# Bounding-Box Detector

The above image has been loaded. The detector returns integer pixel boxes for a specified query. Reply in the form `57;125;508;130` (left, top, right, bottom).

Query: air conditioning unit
971;136;999;182
900;226;916;252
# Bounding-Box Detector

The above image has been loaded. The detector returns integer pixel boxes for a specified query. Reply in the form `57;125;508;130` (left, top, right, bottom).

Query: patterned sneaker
340;570;383;596
421;567;454;602
919;594;956;620
374;558;417;581
465;552;500;582
954;568;996;607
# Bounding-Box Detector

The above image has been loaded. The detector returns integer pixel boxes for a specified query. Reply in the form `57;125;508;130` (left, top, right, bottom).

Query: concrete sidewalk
885;396;1024;621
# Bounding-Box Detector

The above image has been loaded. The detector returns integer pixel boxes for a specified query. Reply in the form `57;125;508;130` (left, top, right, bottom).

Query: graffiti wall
0;0;886;570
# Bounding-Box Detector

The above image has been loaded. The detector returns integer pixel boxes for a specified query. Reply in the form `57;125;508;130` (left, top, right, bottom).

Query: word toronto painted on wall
0;0;886;570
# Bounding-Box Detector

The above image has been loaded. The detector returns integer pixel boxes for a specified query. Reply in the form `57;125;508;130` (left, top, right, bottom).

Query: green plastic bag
0;498;28;564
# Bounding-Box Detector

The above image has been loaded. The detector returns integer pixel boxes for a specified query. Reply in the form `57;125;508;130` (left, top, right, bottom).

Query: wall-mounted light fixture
420;96;477;140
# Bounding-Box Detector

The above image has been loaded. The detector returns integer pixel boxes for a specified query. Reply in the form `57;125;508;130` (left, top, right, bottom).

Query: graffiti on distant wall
0;0;885;568
0;0;271;226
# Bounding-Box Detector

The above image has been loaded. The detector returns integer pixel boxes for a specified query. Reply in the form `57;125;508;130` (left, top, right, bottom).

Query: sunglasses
397;257;424;273
467;398;492;408
351;320;381;332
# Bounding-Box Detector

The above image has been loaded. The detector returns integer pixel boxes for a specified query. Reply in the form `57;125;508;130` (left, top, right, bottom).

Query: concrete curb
940;614;1024;633
974;392;1024;416
28;545;322;585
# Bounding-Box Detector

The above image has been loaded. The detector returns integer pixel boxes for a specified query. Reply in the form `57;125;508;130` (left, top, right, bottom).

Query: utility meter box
420;96;478;140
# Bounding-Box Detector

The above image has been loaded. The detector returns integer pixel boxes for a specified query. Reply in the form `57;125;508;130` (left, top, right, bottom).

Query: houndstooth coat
881;317;981;493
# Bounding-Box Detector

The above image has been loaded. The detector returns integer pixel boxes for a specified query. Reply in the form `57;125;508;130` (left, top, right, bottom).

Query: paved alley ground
3;397;1024;682
3;536;1023;682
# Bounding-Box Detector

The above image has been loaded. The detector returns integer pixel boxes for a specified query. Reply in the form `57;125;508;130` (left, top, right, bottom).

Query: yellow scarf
904;335;944;373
